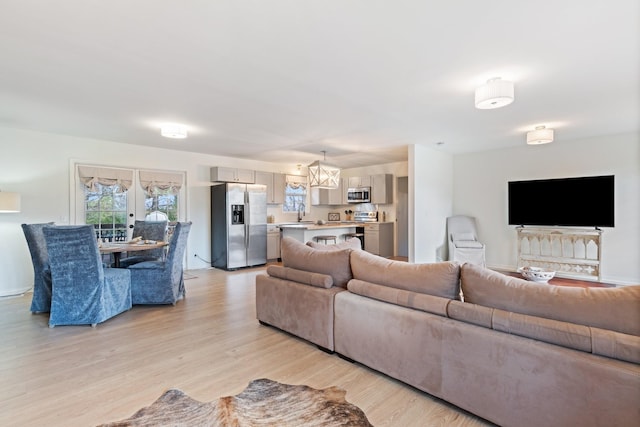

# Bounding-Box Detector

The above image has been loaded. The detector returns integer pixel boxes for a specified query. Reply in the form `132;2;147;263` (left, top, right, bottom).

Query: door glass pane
85;183;128;242
144;189;178;238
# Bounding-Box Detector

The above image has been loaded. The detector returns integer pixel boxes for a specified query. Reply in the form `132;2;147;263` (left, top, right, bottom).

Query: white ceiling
1;1;638;169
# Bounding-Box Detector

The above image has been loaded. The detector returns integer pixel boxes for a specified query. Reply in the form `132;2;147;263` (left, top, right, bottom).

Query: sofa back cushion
350;250;461;300
461;263;640;336
307;237;362;251
281;237;352;288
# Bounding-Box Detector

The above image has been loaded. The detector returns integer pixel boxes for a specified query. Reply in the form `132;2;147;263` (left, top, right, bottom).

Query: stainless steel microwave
347;187;371;203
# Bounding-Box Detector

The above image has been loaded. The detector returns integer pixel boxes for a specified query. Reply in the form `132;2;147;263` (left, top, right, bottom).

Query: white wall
2;126;637;296
0;126;294;296
409;144;454;263
453;133;640;285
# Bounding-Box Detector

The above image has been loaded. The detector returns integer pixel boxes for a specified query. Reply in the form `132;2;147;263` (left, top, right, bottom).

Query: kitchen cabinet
255;171;286;204
310;178;344;206
347;176;371;188
210;167;255;183
371;174;393;204
364;222;394;258
267;225;281;260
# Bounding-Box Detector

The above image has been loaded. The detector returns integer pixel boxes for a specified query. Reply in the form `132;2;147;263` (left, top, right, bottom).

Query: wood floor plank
0;267;493;426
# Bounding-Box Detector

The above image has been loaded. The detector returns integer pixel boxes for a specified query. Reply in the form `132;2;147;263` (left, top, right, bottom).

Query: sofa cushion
266;265;333;289
306;237;362;251
492;309;592;353
348;279;450;317
461;263;640;336
280;237;352;288
350;250;461;300
591;328;640;364
446;300;493;328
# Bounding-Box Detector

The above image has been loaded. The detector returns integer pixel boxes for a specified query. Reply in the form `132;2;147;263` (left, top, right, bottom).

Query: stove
354;211;378;222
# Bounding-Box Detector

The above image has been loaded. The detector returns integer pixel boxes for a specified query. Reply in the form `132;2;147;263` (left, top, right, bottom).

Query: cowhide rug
98;378;373;427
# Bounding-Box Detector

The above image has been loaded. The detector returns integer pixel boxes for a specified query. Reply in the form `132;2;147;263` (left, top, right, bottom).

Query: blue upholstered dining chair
116;220;168;268
43;225;132;327
128;221;191;305
21;222;54;313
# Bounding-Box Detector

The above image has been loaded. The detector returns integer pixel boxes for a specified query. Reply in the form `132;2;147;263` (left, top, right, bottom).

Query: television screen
508;175;614;227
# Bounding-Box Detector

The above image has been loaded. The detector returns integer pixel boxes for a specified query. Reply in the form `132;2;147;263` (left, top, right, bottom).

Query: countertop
277;222;358;230
276;221;394;230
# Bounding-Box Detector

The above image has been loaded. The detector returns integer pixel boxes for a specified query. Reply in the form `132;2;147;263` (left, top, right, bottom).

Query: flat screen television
508;175;614;227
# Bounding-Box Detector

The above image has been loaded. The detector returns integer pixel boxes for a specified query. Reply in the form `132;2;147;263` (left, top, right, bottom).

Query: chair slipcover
21;222;55;313
43;225;132;327
128;221;192;305
447;215;486;267
116;220;168;268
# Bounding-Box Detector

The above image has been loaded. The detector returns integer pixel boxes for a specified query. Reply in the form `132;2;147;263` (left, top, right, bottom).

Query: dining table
99;241;168;268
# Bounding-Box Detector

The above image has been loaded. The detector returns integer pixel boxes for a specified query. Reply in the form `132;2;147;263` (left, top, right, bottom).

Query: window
283;175;307;212
139;170;184;238
144;190;178;221
85;183;129;242
78;165;133;242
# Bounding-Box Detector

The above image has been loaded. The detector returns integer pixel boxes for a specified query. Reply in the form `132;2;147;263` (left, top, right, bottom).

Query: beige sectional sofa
256;237;640;427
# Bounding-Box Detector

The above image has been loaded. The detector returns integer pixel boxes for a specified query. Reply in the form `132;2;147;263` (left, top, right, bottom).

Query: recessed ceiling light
160;124;188;139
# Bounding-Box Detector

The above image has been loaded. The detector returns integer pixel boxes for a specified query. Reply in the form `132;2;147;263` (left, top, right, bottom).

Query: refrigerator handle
245;191;250;249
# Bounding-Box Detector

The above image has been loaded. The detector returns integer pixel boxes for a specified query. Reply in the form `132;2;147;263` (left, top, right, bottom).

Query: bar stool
315;235;337;245
343;232;364;248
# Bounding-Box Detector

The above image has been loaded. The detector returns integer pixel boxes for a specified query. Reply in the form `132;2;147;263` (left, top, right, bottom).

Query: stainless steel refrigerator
211;183;267;270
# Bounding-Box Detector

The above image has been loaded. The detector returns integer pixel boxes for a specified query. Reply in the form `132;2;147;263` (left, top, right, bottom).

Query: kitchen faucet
297;202;305;222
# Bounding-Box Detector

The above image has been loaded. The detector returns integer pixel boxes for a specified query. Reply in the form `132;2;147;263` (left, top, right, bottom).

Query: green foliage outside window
85;183;128;241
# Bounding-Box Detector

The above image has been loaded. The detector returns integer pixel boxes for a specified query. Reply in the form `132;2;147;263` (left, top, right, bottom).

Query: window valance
286;174;307;189
77;165;133;192
139;170;184;196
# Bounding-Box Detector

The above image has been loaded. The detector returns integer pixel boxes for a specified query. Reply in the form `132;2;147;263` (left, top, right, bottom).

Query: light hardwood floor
0;267;493;427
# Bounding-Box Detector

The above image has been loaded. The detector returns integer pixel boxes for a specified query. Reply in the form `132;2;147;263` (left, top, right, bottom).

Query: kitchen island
279;222;357;244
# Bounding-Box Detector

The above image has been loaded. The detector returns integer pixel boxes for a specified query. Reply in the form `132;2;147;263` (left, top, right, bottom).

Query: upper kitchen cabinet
371;174;393;204
210;166;255;183
311;178;344;206
347;176;371;188
255;171;286;204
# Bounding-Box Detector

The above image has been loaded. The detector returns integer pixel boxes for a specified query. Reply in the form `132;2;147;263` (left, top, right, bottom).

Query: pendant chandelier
307;151;340;189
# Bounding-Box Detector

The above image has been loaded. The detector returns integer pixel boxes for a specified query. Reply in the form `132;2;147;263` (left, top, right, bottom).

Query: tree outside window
85;183;128;242
144;189;178;221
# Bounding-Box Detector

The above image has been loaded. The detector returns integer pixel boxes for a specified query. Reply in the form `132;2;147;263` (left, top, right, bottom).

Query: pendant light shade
0;191;21;213
307;151;340;189
475;78;515;109
527;126;554;145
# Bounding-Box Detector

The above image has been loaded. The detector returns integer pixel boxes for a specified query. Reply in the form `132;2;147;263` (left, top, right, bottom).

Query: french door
72;163;185;241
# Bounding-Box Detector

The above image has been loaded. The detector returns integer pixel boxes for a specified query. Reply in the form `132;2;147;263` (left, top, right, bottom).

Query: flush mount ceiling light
0;190;21;213
526;125;554;145
307;151;340;189
160;124;188;139
475;77;515;109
